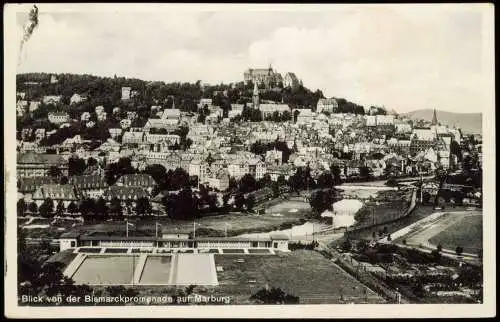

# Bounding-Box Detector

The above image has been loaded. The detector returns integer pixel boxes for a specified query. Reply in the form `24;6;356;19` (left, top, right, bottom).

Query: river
236;198;364;240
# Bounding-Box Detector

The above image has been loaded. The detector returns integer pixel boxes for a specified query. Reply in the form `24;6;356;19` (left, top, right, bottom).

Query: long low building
59;232;290;252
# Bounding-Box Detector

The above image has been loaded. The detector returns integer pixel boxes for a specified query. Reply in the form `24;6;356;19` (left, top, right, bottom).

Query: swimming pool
138;255;172;284
71;255;139;285
69;254;218;286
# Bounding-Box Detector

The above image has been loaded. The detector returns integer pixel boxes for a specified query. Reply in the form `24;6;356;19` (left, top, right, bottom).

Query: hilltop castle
244;64;302;89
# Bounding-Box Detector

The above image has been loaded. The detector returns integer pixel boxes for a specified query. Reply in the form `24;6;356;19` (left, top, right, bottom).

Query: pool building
59;231;290;253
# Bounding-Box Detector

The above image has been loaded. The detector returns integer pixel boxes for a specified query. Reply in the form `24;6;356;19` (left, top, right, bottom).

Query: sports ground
390;210;482;256
428;214;482;254
62;249;384;304
210;250;385;304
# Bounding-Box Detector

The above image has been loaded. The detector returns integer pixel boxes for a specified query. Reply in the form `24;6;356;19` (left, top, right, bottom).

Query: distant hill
401;109;482;134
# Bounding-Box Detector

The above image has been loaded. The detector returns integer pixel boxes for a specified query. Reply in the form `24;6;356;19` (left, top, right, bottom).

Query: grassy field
59;250;385;305
345;205;437;240
429;215;482;254
212;250;385;304
68;201;311;238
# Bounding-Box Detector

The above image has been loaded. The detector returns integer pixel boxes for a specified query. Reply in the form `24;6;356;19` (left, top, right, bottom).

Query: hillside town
16;70;483;305
16;70;482;215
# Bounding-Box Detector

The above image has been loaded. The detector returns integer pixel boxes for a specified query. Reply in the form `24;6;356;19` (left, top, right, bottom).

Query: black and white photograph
4;3;495;318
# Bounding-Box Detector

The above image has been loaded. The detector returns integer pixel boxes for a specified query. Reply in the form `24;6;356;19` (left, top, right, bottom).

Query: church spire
253;81;260;109
432;108;438;125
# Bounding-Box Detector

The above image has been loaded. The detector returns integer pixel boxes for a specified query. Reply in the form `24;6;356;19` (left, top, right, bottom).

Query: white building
42;95;62;105
295;109;314;124
316;98;338;114
48;112;69;124
366;115;377;127
122;87;131;100
412;127;437;141
395;122;412;133
70;93;88;105
376;115;395;126
283;72;299;88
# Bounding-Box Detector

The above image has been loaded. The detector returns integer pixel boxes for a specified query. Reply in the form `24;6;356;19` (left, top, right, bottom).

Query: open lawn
429;215;482;254
212;250;385;304
70;202;309;238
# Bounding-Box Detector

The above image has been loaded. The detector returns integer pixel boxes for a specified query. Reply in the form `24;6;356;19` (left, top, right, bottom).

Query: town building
43;95;62;105
18;176;59;200
316;98;338;114
32;184;81;208
17;152;68;178
70;93;88;105
102;186;149;203
283;72;299;88
122;87;131;100
295;109;314;125
29;101;40;112
68;174;109;199
48;112;70;124
376;114;395;126
260;104;290;119
265;149;283;166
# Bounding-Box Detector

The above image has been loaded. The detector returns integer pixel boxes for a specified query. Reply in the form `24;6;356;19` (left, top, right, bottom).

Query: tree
17;199;27;217
48;166;62;177
87;157;98;168
309;189;335;214
234;193;245;211
39;198;54;218
456;246;464;256
329;165;342;185
56;200;65;216
144;164;167;186
450;140;462;162
95;197;108;217
340;239;352;252
316;171;334;188
257;174;272;189
359;166;373;180
28;202;38;214
277;175;287;187
109;197;123;216
79;198;96;216
245;195;255;212
437;244;443;252
67;201;78;214
135;197;152;216
68;157;87;176
239;174;258;194
250;287;299;304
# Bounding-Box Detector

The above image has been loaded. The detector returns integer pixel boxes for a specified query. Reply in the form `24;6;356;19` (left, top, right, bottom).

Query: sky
12;4;493;113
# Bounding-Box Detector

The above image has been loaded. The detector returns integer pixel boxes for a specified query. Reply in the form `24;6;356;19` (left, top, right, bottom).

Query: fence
333;253;406;304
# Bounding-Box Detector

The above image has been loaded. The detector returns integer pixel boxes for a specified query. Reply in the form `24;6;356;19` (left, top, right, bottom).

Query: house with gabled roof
17;152;68;178
32;184;82;208
68;174;109;198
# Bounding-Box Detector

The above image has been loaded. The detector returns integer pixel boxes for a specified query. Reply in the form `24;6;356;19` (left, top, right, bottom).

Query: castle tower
253;81;260;109
432;108;438;125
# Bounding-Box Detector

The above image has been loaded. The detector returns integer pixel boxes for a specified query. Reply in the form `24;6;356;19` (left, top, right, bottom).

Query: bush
250;287;299;304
